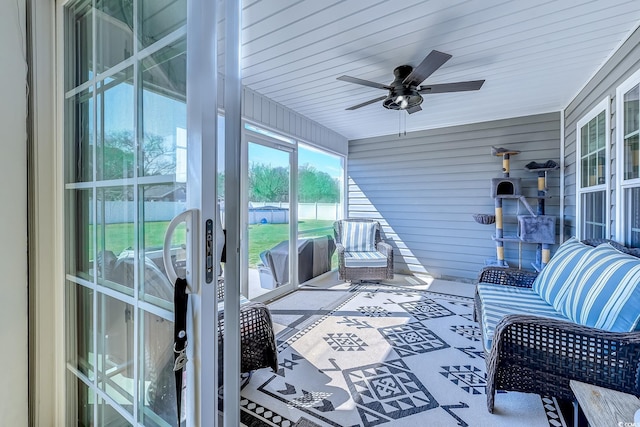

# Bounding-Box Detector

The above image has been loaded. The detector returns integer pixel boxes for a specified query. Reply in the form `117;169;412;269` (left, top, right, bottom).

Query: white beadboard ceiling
236;0;640;140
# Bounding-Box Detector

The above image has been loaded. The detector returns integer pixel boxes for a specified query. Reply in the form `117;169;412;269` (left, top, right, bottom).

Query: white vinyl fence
94;201;339;224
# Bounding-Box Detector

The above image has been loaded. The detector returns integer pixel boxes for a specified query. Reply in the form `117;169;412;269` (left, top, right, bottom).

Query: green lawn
92;222;185;255
248;219;334;267
96;219;335;269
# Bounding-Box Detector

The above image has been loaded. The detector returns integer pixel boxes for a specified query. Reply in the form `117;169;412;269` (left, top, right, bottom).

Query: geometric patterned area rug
237;282;567;427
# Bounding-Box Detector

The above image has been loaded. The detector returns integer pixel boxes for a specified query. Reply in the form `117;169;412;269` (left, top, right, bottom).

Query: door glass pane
97;186;135;296
65;88;94;183
67;282;94;378
95;0;133;73
140;39;186;177
67;189;94;280
64;0;92;90
97;294;135;414
139;310;176;427
97;67;135;181
140;184;185;308
248;142;291;299
298;143;343;278
139;0;187;49
68;375;94;427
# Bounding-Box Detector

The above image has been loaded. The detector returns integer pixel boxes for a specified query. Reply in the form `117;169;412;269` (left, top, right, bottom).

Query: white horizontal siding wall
564;26;640;239
219;79;348;154
348;112;561;281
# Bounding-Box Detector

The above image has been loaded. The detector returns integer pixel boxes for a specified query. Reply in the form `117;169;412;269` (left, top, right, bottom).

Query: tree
99;130;176;200
249;163;289;202
298;164;340;202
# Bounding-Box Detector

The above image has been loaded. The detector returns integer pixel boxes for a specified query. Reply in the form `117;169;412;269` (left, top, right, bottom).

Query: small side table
570;380;640;427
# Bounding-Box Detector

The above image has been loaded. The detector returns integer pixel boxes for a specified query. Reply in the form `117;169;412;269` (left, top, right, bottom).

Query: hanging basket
473;213;496;225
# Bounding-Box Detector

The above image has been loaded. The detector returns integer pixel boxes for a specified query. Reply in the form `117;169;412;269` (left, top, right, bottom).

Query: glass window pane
67;189;94;280
587;118;597;152
580;112;606;189
626;187;640;247
139;0;186;49
95;0;133;73
97;294;134;414
596;111;605;148
580;123;589;154
625;134;640;180
581;157;589;188
624;85;639;136
66;282;94;378
247;142;291;299
139;310;176;426
66;88;94;183
588;154;597;186
65;0;93;90
140;184;186;308
140;40;187;177
297;143;344;274
97;186;135;296
596;151;606;185
97;67;135;180
581;191;605;240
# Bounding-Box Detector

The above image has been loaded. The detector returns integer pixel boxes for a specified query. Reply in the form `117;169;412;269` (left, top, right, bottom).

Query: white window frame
616;67;640;245
576;97;611;240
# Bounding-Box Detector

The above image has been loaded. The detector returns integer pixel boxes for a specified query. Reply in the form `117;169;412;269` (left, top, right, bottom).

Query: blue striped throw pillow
342;221;377;252
532;238;593;311
561;243;640;332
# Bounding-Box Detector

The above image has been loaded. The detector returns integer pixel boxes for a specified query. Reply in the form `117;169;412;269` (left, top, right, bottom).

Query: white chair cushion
344;251;388;268
342;221;377;252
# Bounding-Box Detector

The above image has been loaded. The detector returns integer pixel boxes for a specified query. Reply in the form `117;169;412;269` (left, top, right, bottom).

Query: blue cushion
532;237;593;311
561;244;640;332
477;283;571;350
342;221;377;252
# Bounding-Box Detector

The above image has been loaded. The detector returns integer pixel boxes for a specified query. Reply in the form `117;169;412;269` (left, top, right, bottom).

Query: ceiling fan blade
402;50;452;87
419;80;485;94
337;75;391;90
406;105;422;114
346;95;387;111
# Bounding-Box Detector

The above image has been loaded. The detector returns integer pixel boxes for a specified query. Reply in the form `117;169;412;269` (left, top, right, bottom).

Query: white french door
61;0;240;425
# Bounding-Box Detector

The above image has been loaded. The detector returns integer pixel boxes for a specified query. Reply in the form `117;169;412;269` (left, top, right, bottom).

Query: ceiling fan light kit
338;50;485;114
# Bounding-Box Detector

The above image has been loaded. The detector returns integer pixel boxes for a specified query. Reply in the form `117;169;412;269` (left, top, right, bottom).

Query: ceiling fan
337;50;485;114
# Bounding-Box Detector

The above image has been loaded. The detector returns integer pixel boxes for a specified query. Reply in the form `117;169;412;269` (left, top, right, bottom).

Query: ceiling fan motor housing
383;65;423;110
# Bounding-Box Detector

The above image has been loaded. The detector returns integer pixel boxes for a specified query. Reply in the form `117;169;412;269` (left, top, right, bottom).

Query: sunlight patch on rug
237;282;566;427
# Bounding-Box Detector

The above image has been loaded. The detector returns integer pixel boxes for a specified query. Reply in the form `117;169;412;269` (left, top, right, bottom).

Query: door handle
163;208;199;293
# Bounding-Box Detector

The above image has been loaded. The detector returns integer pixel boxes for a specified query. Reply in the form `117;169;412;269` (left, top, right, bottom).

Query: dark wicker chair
474;239;640;412
215;284;279;379
333;218;394;282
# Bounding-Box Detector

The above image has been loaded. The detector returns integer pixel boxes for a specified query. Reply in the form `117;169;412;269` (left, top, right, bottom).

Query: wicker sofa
474;238;640;412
